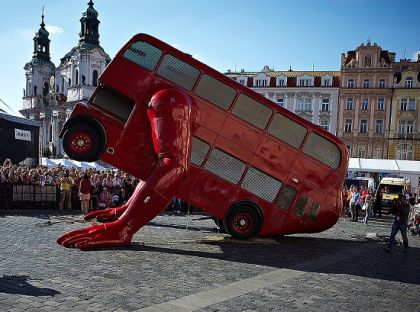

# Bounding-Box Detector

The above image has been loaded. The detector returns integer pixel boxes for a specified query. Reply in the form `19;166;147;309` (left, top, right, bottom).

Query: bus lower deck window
241;167;282;202
191;137;210;166
204;149;246;184
277;185;297;210
294;195;309;216
308;201;321;222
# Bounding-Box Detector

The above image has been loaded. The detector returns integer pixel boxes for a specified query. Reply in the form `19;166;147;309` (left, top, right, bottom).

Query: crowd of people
0;158;139;212
342;183;420;253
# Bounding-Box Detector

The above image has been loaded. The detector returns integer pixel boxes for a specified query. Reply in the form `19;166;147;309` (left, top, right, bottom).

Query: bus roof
118;34;346;151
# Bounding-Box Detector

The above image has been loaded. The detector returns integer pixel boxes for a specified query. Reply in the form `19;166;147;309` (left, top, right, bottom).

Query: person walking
385;195;410;253
79;173;92;214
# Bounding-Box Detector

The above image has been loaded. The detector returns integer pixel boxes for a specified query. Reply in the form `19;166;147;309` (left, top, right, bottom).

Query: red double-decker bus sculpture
57;34;348;250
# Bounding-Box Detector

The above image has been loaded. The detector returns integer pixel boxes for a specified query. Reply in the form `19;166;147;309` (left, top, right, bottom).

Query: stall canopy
348;158;420;174
40;158;106;170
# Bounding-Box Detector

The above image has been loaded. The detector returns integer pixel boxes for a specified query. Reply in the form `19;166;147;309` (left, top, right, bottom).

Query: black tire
224;205;261;239
62;124;104;162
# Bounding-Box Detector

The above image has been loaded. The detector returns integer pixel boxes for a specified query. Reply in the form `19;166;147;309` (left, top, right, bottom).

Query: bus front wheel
224;205;261;239
62;124;103;162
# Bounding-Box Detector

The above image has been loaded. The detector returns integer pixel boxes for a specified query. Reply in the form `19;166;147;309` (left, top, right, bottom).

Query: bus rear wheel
62;124;103;162
224;205;261;239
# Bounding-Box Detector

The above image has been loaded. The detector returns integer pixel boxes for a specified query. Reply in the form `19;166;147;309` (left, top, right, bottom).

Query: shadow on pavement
0;275;60;297
106;236;420;286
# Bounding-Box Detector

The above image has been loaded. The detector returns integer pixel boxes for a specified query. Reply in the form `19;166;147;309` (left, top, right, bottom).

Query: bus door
284;174;325;231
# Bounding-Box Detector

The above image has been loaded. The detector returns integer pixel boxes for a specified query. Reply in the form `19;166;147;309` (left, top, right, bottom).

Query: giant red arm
57;89;195;250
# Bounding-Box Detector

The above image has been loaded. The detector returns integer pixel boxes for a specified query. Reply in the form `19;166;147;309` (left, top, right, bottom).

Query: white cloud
45;25;64;35
412;51;420;61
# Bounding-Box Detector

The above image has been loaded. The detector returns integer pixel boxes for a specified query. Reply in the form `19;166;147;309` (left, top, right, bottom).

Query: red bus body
62;34;348;237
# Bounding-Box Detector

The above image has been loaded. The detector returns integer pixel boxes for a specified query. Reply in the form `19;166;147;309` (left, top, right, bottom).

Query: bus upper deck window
241;167;282;202
277;185;297;210
195;74;237;110
268;113;307;149
303;133;341;169
123;41;162;70
191;137;210;166
157;54;200;91
232;94;272;129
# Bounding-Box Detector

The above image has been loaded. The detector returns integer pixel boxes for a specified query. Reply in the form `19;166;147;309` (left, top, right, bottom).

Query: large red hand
56;220;134;250
84;206;128;222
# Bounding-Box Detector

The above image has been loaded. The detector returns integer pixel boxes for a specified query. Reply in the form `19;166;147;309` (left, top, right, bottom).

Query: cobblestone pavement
0;210;419;312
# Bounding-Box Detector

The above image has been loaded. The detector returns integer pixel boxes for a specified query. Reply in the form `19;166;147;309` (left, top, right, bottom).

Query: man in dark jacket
385;195;410;253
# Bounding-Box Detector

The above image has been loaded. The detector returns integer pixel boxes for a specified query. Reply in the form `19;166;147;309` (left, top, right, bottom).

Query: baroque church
20;1;110;158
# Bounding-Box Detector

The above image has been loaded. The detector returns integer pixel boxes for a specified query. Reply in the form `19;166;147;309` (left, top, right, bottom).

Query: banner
14;129;32;141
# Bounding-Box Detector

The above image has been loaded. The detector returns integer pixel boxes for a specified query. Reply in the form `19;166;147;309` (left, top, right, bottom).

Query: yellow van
377;177;408;208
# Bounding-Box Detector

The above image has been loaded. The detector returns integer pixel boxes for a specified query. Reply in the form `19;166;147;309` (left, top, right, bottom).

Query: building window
360;119;368;133
396;144;414;160
408;98;416;111
345;119;352;132
299;79;311;87
346;98;353;110
358;146;366;158
379;79;386;88
92;70;98;87
75;69;79;85
347;79;355;88
297;98;304;111
255;79;267;87
321;98;330;112
361;98;369;110
375;120;383;133
238;79;246;85
320;119;330;131
398;120;414;134
61;77;65;93
346;145;351;154
305;98;312;111
276;98;284;107
374;146;382;159
323;79;331;87
278;79;285;87
400;98;408;111
377;98;385;110
405;77;413;88
363;79;370;88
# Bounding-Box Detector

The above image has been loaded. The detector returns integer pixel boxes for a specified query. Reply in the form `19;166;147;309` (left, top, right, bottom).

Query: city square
0;211;419;311
1;1;420;311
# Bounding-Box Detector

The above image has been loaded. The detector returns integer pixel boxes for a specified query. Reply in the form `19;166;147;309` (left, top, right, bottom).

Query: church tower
56;0;111;108
20;10;57;158
21;10;55;120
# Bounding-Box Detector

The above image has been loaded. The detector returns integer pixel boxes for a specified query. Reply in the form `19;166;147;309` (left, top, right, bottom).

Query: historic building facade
388;58;420;160
337;41;395;159
20;1;110;158
225;66;340;135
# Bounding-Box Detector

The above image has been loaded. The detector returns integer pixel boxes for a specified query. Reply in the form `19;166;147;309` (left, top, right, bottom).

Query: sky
1;0;419;116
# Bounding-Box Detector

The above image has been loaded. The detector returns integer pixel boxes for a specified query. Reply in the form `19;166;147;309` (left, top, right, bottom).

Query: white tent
71;160;106;171
41;157;58;168
348;158;420;174
50;158;77;168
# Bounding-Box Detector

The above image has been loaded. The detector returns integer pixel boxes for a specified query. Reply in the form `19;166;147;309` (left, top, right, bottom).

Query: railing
0;183;59;210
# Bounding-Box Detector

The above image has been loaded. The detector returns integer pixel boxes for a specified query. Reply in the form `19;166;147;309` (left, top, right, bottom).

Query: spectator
79;173;92;214
98;186;113;209
59;170;74;210
349;185;360;222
